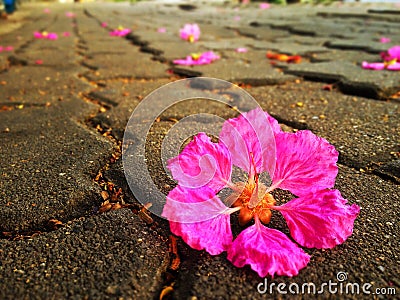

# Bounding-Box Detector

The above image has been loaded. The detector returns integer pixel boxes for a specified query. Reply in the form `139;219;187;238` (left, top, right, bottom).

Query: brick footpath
0;1;399;299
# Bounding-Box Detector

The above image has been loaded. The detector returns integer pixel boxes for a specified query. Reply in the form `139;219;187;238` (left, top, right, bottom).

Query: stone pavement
0;1;399;299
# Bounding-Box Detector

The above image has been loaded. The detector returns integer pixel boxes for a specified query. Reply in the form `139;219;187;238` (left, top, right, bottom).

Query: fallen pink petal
33;31;58;40
163;185;233;255
362;61;385;70
173;51;220;66
227;216;310;277
101;22;108;28
387;45;400;60
3;46;13;52
65;12;76;18
63;32;71;37
234;16;241;21
259;2;271;9
109;26;131;37
179;23;200;42
362;45;400;71
379;37;391;43
157;27;167;33
163;108;360;277
236;47;248;53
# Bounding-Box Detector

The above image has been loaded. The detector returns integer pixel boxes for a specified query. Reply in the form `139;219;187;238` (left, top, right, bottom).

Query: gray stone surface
0;209;169;299
248;81;399;170
0;98;114;232
0;1;399;299
286;61;400;99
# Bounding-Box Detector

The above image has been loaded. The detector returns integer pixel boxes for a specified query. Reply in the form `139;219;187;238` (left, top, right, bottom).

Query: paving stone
11;39;77;67
171;55;297;86
285;61;400;99
0;209;169;299
248;81;399;170
0;66;91;105
82;49;169;80
274;35;330;46
194;24;238;40
198;37;255;51
0;98;114;231
142;40;202;61
250;41;329;56
310;50;380;64
89;79;171;140
325;38;394;54
235;26;290;41
0;55;9;71
317;11;400;23
374;159;400;184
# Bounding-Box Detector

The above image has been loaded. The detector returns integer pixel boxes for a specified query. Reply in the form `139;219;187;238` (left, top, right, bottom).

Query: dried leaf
159;286;174;300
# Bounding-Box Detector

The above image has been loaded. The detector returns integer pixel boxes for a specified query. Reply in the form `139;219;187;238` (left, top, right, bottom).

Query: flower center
231;176;276;226
188;35;195;43
384;58;397;67
228;152;277;226
191;53;201;60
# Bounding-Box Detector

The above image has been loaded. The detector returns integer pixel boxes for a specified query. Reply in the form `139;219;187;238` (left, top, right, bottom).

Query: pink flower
101;22;108;28
179;23;200;43
109;26;131;37
157;27;167;33
33;31;58;40
0;46;14;52
162;108;360;277
379;37;391;43
362;61;400;71
236;47;248;53
35;59;43;65
65;12;76;18
43;8;51;14
63;32;71;37
234;15;241;21
259;2;271;9
173;51;220;66
386;45;400;60
362;45;400;71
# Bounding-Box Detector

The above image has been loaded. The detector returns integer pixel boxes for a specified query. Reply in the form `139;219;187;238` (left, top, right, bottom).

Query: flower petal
387;45;400;60
387;62;400;71
275;189;360;249
167;132;231;191
219;108;278;176
163;186;233;255
162;185;232;223
379;37;391;43
180;23;200;42
227;218;310;277
272;130;338;196
173;56;196;66
173;51;219;66
362;61;385;70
